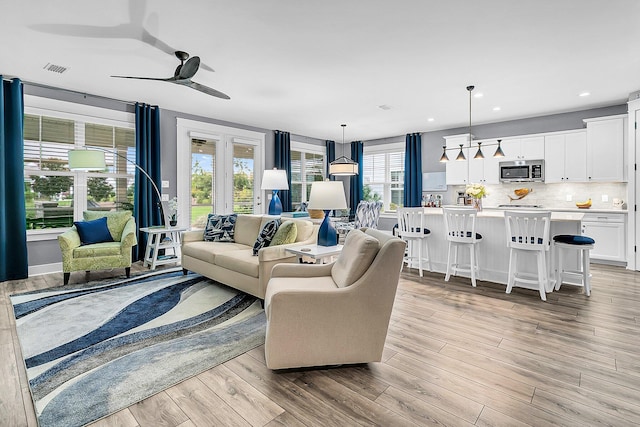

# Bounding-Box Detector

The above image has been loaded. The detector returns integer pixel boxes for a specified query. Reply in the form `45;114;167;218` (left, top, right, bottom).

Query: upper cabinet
584;115;626;182
501;136;545;161
444;134;470;185
544;131;587;183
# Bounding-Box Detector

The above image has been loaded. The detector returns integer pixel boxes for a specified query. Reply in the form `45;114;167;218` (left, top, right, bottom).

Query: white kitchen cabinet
584;116;625;182
581;213;626;264
468;152;500;184
544;131;587;183
502;136;545;161
444;135;469;185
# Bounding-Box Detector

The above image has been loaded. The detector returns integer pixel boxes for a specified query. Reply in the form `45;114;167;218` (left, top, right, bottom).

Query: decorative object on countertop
508;188;533;201
576;198;592;209
465;183;488;212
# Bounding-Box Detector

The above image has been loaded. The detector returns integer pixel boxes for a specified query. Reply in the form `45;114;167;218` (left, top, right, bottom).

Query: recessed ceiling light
493;106;501;111
427;117;434;122
474;93;483;98
579;92;590;97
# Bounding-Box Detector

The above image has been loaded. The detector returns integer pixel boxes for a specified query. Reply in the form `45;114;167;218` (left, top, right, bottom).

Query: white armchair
264;228;406;369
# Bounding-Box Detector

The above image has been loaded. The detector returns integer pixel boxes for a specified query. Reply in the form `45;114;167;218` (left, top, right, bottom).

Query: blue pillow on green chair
74;217;114;245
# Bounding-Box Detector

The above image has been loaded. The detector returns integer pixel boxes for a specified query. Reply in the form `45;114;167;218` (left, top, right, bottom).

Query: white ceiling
1;0;639;142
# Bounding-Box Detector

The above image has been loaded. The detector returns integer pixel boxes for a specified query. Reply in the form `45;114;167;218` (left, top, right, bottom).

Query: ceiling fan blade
180;80;231;100
111;75;175;82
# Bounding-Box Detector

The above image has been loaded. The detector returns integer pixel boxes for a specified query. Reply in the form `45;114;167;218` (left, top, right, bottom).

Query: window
363;143;404;212
290;142;325;210
24;99;135;233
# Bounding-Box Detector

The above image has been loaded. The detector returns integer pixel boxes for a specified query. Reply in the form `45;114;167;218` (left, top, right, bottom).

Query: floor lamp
308;180;348;246
68;148;168;227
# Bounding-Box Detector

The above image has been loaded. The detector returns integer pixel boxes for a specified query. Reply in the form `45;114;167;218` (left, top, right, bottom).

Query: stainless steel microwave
499;160;545;182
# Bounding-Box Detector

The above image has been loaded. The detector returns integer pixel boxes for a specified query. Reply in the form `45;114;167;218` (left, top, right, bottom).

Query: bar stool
553;235;595;296
504;210;551;301
443;206;482;287
397;207;432;276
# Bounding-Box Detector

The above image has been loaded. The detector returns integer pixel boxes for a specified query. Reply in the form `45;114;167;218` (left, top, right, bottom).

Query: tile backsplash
435;182;628;210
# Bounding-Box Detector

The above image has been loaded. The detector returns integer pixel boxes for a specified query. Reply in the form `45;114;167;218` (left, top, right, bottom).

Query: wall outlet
566;194;572;202
162;180;170;188
602;194;608;202
162;194;169;201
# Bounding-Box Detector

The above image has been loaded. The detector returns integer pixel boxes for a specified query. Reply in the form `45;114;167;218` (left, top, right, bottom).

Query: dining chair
442;206;482;287
397;207;432;277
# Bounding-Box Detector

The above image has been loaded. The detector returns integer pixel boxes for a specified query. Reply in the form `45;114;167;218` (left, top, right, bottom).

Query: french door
177;119;265;229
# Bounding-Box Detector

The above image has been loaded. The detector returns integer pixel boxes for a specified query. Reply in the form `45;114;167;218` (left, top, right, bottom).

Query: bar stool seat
553;234;595;296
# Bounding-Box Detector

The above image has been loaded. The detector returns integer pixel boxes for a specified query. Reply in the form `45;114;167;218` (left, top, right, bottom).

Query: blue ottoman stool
553;235;595;296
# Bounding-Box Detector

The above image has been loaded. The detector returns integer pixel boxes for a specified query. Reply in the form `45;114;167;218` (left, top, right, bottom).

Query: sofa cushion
234;215;265;246
204;213;237;242
291;219;314;242
74;217;114;245
73;241;122;258
183;241;250;263
83;210;132;242
331;229;380;288
215;249;260;278
253;219;281;255
271;220;297;246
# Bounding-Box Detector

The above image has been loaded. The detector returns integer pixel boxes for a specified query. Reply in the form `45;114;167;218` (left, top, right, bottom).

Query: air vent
43;63;68;74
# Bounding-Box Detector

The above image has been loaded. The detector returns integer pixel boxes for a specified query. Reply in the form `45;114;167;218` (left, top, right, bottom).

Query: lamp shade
260;168;289;190
329;157;359;176
68;149;106;171
308;180;348;210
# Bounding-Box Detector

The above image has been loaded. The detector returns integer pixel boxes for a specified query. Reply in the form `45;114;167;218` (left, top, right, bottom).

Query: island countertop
420;207;585;221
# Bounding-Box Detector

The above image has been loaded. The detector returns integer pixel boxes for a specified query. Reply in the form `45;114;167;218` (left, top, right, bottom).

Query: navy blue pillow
553;235;595;245
74;217;114;245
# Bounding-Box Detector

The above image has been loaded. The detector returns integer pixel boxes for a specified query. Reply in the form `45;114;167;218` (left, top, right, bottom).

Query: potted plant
168;197;178;226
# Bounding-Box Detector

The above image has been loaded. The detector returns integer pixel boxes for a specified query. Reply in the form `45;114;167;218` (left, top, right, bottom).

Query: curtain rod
2;76;135;106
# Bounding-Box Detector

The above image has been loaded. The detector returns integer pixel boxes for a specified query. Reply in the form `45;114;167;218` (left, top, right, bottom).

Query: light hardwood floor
2;262;640;426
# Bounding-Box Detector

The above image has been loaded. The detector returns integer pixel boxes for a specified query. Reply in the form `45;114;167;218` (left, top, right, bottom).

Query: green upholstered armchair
58;210;137;285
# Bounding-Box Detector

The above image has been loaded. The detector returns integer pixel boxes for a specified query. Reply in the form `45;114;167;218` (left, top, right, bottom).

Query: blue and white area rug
10;269;266;427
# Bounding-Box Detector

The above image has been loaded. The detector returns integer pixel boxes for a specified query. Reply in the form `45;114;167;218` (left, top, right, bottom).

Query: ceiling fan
111;51;230;99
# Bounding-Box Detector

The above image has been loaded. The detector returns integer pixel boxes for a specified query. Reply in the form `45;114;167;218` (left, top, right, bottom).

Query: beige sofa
264;228;406;369
181;215;317;299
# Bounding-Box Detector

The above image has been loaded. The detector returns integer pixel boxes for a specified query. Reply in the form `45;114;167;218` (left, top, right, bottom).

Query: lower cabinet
581;213;626;264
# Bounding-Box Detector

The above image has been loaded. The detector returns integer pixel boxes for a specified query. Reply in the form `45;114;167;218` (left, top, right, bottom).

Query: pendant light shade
494;139;505;157
329;124;358;176
455;144;466;161
474;142;484;159
439;145;449;162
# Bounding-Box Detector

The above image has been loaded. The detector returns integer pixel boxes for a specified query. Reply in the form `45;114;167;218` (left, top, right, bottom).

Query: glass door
230;141;258;214
190;138;217;228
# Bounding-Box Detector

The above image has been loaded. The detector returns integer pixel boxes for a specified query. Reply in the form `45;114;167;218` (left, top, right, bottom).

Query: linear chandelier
439;85;505;162
329;124;358;176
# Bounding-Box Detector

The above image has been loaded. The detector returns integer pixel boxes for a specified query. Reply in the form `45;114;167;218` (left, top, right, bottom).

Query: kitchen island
416;208;584;290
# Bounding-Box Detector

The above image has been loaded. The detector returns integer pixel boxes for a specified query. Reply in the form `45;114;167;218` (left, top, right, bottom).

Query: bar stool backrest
504;210;551;251
443;206;479;244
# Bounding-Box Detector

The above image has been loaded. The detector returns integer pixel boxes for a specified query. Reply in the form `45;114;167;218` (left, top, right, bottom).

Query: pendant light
474;142;484;159
439;145;449;162
329;124;358;176
494;139;505;157
455;144;466;161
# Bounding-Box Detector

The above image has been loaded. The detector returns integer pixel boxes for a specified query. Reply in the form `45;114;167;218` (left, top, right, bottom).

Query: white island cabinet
581;212;626;264
418;208;583;289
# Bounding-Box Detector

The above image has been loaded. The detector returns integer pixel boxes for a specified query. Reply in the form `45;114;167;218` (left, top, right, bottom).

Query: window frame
362;141;405;214
24;96;135;241
290;141;326;210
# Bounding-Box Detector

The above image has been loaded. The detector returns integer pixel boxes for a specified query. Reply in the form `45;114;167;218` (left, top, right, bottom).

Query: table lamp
261;168;289;215
308;180;348;246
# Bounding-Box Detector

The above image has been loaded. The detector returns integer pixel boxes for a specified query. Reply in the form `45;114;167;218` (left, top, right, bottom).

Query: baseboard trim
29;262;62;277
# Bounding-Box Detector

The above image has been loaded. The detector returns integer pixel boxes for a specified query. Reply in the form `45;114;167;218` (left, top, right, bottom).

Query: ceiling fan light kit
111;51;230;100
439;85;505;162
